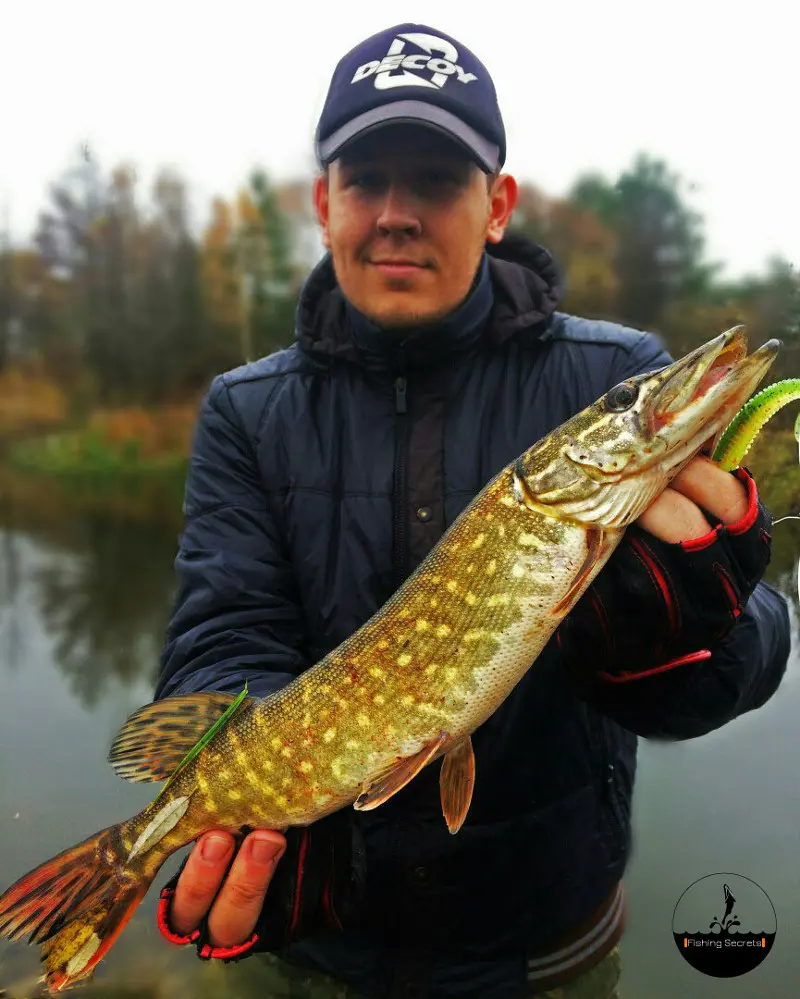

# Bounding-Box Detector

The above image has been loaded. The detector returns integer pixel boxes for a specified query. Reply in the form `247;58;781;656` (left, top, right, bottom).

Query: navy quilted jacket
155;235;790;998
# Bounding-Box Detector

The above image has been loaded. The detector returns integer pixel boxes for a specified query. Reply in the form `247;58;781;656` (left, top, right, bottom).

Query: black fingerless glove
156;808;365;963
558;467;773;689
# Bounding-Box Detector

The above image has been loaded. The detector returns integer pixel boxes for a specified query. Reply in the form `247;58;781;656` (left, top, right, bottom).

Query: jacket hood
294;231;564;369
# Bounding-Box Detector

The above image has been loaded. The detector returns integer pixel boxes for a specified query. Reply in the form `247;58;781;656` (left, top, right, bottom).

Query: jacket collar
343;255;493;372
295;232;564;372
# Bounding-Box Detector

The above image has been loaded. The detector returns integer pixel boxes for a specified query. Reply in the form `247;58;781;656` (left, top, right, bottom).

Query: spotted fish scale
136;463;592;842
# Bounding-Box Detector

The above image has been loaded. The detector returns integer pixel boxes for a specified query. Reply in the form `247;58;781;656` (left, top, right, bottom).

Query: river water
0;507;797;999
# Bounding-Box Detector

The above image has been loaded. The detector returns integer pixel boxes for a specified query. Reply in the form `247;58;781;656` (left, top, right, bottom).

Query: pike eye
605;382;639;412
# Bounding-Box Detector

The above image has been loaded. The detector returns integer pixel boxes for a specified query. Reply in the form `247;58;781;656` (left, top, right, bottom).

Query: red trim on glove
680;524;722;552
629;535;678;635
726;467;759;536
681;468;759;551
598;648;712;683
158;885;260;960
288;827;310;940
198;932;259;960
157;887;201;946
713;563;742;617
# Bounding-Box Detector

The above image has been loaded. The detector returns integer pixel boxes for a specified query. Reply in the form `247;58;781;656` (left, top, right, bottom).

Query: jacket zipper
392;375;409;590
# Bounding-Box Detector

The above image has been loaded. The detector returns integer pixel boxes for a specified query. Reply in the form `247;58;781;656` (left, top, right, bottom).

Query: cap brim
317;100;501;173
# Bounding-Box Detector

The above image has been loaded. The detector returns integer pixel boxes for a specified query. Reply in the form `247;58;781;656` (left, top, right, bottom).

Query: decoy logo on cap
351;32;478;91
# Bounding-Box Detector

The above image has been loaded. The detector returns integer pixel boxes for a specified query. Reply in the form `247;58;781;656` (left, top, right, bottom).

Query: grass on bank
6;405;198;478
0;398;199;528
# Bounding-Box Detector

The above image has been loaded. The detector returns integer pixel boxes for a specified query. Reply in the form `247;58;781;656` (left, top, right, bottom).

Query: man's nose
376;183;422;237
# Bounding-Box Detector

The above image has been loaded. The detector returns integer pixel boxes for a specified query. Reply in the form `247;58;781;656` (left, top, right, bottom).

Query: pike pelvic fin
108;686;253;784
440;736;475;835
353;734;448;812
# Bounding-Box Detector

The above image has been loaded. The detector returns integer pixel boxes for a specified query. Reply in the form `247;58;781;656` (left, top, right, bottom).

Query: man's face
314;125;517;329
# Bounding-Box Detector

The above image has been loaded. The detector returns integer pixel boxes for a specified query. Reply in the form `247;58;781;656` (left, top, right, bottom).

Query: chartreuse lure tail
713;379;800;589
712;379;800;471
796;411;800;463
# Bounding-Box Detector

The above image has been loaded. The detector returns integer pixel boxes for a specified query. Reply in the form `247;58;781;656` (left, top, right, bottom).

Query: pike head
514;327;780;528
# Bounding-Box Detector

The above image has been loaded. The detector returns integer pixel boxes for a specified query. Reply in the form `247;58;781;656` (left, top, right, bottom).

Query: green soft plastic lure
713;379;800;604
712;378;800;471
796;410;800;463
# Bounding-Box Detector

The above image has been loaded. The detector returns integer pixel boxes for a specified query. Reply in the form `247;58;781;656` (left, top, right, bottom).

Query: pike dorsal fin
108;687;253;784
439;736;475;834
353;734;448;811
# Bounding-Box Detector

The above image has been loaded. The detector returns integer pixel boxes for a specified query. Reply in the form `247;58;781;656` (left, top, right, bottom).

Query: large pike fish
0;327;779;991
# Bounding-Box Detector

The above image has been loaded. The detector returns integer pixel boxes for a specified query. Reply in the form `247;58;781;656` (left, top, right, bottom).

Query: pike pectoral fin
108;688;254;783
440;736;475;835
550;528;612;617
353;734;448;812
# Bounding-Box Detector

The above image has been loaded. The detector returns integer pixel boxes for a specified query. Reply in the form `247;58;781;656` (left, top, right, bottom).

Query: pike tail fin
0;821;152;992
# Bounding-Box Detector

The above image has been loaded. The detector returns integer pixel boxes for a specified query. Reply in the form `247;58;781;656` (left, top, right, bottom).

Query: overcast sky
3;1;797;279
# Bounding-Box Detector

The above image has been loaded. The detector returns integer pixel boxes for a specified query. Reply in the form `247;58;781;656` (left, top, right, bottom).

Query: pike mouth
629;326;780;480
655;327;749;418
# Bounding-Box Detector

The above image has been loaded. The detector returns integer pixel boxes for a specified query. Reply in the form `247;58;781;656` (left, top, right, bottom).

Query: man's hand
636;454;748;542
157;810;364;961
169;829;286;948
559;456;773;687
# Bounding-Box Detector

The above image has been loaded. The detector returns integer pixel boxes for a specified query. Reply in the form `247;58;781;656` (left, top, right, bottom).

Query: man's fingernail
250;837;283;865
200;835;231;863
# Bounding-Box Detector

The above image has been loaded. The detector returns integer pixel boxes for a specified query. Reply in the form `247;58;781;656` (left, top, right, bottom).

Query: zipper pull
394;376;407;414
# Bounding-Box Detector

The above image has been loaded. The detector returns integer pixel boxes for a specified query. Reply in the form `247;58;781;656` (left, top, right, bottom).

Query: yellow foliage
0;368;67;433
201;197;243;329
87;403;200;459
235;190;261;227
563;251;619;318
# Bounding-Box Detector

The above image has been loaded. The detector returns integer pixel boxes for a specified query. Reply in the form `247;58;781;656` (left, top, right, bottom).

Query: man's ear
485;173;518;244
313;173;331;250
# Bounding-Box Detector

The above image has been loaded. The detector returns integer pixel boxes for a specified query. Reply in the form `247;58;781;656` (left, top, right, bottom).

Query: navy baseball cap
315;24;506;173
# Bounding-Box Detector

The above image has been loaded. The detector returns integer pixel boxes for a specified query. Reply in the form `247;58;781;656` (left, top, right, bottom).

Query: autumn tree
133;170;209;400
0;248;70;372
510;182;619;319
570;155;714;330
13;145;795;416
34;144;110;402
235;169;297;361
31;149;229;404
0;208;13;371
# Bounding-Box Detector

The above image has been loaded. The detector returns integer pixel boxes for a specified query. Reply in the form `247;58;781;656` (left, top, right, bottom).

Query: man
153;23;791;999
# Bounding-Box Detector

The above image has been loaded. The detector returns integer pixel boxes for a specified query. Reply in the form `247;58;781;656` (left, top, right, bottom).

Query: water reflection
0;529;23;678
32;517;177;706
0;513;177;707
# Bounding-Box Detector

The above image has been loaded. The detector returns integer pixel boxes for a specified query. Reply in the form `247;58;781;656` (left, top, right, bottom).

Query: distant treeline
1;146;797;413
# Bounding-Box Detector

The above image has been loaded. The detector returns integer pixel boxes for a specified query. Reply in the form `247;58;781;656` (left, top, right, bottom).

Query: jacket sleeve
579;330;792;739
154;375;308;702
